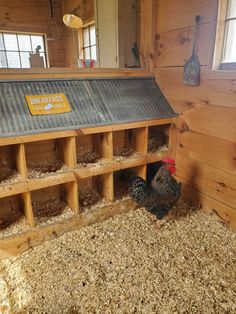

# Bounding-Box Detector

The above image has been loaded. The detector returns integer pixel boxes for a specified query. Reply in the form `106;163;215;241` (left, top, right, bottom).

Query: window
0;32;47;68
214;0;236;71
222;0;236;64
82;24;97;60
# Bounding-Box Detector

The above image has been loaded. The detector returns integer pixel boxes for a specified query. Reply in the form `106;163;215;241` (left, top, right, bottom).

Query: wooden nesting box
0;76;177;258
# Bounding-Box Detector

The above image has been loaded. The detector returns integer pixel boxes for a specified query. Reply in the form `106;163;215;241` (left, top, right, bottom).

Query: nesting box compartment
0;77;177;254
31;185;73;225
113;127;148;158
0;145;21;184
25;139;65;178
78;177;103;210
0;194;24;234
148;125;170;153
76;132;112;166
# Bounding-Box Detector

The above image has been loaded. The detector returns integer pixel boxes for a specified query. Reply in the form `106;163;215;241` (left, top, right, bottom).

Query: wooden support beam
63;136;79;213
93;131;113;160
15;144;35;227
22;192;35;227
65;181;79;214
135;127;148;155
63;136;77;168
168;122;179;159
15;143;28;179
135;165;147;179
102;172;114;202
101;132;113;159
75;155;148;179
0;172;75;198
0;68;152;81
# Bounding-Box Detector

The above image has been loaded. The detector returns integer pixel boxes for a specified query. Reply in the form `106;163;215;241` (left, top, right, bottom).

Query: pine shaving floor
0;201;235;314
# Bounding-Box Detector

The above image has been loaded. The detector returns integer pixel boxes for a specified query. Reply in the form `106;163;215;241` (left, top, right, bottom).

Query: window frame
211;0;236;78
0;30;49;69
78;22;96;61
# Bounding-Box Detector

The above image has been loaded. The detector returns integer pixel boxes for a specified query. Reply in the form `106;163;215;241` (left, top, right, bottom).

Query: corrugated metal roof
0;77;177;138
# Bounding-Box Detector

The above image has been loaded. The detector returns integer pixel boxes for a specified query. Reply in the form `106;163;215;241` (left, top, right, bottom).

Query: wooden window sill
207;69;236;80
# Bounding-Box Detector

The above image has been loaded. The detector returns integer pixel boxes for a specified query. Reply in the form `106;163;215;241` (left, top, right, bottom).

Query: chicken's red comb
162;157;175;165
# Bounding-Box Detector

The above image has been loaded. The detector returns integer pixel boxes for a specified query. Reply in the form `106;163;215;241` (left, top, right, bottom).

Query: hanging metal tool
183;15;201;86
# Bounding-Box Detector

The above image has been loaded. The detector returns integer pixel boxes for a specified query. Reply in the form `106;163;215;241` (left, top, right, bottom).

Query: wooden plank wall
151;0;236;228
0;0;66;67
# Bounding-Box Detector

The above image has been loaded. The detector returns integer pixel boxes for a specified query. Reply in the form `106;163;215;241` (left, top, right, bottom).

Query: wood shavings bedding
32;199;74;226
0;217;30;240
0;170;22;186
27;161;67;179
0;200;235;313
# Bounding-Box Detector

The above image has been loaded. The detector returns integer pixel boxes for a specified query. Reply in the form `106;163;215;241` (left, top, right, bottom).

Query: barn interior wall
0;0;66;67
148;0;236;228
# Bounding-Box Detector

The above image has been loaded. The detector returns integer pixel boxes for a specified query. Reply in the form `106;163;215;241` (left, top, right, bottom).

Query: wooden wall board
155;0;217;33
0;145;15;169
154;67;236;108
177;131;236;175
138;0;154;69
181;183;236;230
0;0;66;67
0;68;152;80
176;156;236;209
154;22;215;67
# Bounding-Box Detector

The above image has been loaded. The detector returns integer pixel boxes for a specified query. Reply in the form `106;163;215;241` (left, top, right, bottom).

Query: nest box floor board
0;200;235;313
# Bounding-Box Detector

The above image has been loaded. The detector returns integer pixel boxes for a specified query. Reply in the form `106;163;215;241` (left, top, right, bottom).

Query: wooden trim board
0;198;136;260
0;118;177;146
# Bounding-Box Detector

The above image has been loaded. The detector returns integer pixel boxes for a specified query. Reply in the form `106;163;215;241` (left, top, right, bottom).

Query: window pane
0;51;7;67
18;35;31;51
6;51;21;68
223;20;236;62
90;25;96;45
31;36;44;52
91;46;97;60
228;0;236;18
84;47;90;59
83;27;90;47
20;52;30;68
4;34;18;51
0;33;4;50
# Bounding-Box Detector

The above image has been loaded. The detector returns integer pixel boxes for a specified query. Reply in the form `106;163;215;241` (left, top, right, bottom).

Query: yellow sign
25;93;71;115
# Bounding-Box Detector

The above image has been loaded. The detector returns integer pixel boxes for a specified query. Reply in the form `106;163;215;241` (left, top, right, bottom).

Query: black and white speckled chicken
128;158;181;220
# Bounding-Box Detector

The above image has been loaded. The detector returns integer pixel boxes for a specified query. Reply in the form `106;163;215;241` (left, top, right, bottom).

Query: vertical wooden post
93;131;113;160
138;0;155;70
15;143;28;179
168;122;178;160
101;132;113;159
22;192;35;227
63;136;79;213
65;181;79;214
135;127;148;155
102;172;114;202
135;165;147;180
15;143;35;227
63;136;77;168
